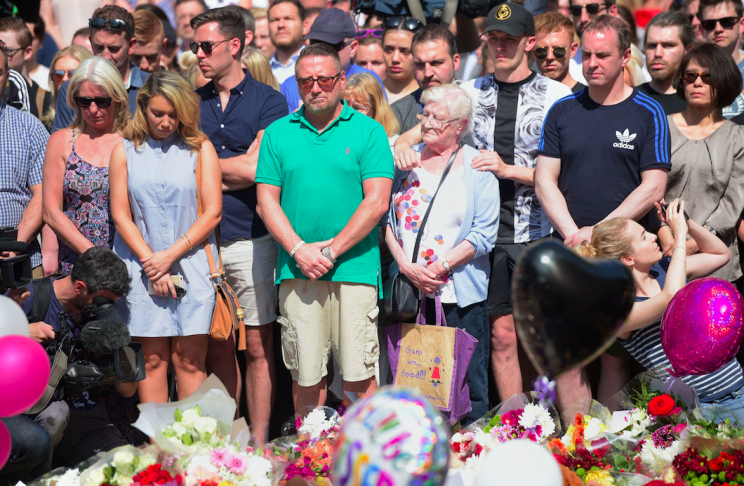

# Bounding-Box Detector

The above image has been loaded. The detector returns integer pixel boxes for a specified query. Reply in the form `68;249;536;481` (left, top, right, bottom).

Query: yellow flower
218;482;236;486
584;468;614;486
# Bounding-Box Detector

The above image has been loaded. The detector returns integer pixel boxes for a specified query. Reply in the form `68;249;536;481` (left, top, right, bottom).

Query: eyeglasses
73;96;113;108
385;17;423;32
309;39;353;51
349;102;372;114
416;113;460;129
88;18;133;35
3;46;23;58
296;72;342;89
682;71;711;85
53;69;76;80
356;29;383;39
190;39;230;55
569;3;606;16
534;46;568;59
699;16;740;31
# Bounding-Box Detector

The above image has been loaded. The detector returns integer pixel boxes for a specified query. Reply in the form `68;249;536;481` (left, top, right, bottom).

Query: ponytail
573;218;634;259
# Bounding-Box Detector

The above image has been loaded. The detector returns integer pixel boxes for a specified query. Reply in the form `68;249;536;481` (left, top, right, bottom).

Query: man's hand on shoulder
29;322;56;343
565;226;594;249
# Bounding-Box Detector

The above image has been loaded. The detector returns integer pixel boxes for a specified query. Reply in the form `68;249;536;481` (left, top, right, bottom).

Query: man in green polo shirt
256;43;394;414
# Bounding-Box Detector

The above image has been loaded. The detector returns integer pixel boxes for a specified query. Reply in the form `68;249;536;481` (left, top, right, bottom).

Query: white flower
170;421;188;436
85;467;107;486
116;476;133;486
194;416;217;436
473;429;497;452
640;439;687;474
53;468;81;486
298;409;334;438
717;423;733;440
622;409;651;439
113;451;135;468
136;454;157;472
583;417;606;441
182;408;201;428
518;403;555;442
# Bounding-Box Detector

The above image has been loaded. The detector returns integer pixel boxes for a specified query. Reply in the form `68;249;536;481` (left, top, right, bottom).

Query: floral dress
58;134;116;275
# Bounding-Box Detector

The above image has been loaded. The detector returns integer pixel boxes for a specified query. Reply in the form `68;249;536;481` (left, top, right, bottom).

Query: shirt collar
270;47;302;68
127;63;146;90
146;131;180;149
204;69;253;98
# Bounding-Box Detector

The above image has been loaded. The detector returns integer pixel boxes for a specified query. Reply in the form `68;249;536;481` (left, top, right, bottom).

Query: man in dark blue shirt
192;6;287;445
51;6;149;133
535;15;669;422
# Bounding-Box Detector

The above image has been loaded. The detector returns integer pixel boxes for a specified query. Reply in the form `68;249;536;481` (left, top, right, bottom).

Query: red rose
648;394;675;417
590;439;610;458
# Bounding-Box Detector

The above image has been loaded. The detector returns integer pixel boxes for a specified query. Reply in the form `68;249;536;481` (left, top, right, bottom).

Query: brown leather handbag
196;153;247;351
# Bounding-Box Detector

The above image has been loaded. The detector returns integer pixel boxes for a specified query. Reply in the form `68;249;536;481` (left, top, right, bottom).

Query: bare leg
244;324;276;445
490;313;523;402
292;381;327;416
598;353;630;409
555;367;592;428
134;337;171;403
172;335;210;399
342;376;377;404
206;332;242;403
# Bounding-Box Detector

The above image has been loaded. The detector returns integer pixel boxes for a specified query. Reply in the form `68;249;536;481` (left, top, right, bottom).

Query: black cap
305;8;357;44
161;19;177;46
482;3;535;37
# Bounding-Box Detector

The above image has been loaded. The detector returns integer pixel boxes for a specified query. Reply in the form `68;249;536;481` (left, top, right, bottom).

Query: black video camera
0;227;32;289
46;296;146;396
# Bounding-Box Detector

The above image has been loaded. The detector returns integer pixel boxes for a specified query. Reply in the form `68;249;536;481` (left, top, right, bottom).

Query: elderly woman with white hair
43;57;129;275
382;83;500;425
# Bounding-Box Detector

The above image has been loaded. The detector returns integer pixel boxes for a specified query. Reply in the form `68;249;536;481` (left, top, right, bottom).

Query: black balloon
512;240;635;379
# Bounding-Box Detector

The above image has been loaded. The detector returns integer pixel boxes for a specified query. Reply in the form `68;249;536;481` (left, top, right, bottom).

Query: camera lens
116;346;137;381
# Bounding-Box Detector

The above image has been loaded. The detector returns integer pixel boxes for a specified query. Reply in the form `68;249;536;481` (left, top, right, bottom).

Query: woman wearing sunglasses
42;57;129;276
40;46;93;130
657;43;744;285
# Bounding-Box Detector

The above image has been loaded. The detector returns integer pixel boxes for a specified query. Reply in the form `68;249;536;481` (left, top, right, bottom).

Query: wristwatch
321;246;337;263
441;258;451;275
703;225;718;237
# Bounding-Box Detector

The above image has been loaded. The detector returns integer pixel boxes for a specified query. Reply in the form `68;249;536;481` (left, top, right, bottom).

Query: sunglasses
385;16;423;32
296;72;342;89
53;69;76;80
88;18;133;35
356;29;383;39
534;46;568;59
569;3;606;16
682;71;711;85
699;16;740;31
190;39;230;55
74;96;113;108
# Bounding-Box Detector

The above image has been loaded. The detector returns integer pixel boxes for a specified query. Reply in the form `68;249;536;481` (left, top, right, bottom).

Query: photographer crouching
2;247;146;483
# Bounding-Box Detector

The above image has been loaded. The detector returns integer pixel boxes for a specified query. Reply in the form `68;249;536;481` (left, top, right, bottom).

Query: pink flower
209;448;229;468
673;423;688;434
228;454;247;475
245;447;254;454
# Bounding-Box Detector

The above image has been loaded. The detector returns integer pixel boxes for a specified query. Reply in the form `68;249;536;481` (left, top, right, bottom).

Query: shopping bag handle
416;295;446;327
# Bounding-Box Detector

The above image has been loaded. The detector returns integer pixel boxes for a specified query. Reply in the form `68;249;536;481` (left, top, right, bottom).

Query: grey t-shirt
391;89;422;134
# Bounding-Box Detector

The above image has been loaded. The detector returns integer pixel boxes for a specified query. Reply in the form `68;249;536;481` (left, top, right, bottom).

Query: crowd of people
4;0;744;480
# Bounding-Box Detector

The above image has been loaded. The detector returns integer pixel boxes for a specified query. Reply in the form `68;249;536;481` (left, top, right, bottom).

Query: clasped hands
294;238;335;281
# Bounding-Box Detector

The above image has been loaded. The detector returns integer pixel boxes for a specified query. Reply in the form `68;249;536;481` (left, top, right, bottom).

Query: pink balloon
661;278;744;376
0;420;9;469
0;335;51;417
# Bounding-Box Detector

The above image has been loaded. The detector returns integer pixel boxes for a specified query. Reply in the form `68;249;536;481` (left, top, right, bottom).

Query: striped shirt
620;259;744;402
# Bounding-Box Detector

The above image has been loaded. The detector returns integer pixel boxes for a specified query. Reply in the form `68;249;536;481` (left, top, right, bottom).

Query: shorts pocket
277;315;299;371
363;306;380;365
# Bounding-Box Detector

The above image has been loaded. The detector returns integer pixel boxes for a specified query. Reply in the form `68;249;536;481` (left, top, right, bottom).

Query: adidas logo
613;129;636;150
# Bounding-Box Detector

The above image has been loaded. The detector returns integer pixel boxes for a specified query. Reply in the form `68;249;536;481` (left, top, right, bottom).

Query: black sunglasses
385;16;423;32
73;96;113;108
190;39;230;55
88;18;133;35
296;72;342;89
682;71;711;85
699;16;740;31
534;46;567;59
356;29;384;39
569;3;606;16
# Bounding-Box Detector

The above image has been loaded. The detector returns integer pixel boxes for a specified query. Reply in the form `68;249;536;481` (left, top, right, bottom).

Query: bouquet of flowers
161;406;222;449
671;447;744;485
79;446;165;486
182;446;277;486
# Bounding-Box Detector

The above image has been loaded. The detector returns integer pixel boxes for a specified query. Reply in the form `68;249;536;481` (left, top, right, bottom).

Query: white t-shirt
30;65;50;92
394;166;466;304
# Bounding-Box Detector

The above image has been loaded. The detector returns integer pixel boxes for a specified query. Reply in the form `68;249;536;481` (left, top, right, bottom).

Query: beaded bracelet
290;240;305;259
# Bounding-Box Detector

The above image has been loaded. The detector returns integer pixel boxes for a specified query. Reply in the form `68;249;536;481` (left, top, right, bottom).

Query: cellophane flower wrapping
606;371;701;422
78;445;165;486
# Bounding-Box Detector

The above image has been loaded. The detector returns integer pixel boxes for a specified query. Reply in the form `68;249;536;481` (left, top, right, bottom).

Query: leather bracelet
180;234;193;251
290;240;305;259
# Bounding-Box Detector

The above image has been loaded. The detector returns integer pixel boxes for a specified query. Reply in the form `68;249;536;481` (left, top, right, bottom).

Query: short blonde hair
342;73;399;137
67;57;129;138
251;7;268;20
126;71;207;153
575;218;634;259
42;45;93;128
420;83;472;129
241;46;279;90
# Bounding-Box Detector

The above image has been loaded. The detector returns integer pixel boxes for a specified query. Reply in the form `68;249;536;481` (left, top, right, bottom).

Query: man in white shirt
268;0;306;83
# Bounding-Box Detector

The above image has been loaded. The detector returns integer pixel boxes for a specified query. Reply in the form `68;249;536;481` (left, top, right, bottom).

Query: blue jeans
424;298;489;426
0;415;51;483
701;387;744;425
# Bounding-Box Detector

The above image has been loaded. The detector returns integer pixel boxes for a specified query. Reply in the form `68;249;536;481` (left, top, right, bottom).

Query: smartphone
660;203;690;221
148;275;186;297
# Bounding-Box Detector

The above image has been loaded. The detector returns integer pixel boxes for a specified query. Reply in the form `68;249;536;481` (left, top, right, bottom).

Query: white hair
420;83;472;128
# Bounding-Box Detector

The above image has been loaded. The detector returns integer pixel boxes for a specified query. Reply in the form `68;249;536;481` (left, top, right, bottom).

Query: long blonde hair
67;57;129;138
125;71;206;152
41;46;93;128
241;46;280;90
575;218;634;259
625;44;646;87
342;73;400;137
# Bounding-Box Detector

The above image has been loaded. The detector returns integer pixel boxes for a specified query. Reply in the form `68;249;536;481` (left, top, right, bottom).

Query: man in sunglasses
534;12;584;92
256;42;393;417
192;6;287;446
279;8;384;112
536;15;670;418
51;6;149;133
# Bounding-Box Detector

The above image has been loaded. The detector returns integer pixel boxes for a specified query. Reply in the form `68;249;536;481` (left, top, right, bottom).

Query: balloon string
666;367;682;378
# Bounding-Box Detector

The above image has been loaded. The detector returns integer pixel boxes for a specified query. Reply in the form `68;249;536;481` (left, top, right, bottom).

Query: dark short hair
0;45;7;72
71;247;131;298
676;42;743;107
297;41;342;72
644;11;695;48
698;0;744;19
268;0;306;22
91;5;135;40
176;0;207;8
227;5;255;33
73;27;91;40
412;24;457;59
583;14;631;53
191;6;247;56
135;4;169;22
32;17;46;42
0;17;33;48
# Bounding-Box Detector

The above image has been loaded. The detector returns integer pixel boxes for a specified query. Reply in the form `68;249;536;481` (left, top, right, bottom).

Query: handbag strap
411;142;463;264
195;151;222;281
416;295;446;327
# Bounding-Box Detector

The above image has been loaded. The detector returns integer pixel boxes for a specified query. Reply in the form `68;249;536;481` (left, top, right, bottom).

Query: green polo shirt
256;101;394;294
